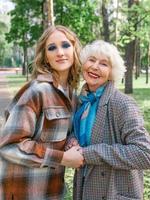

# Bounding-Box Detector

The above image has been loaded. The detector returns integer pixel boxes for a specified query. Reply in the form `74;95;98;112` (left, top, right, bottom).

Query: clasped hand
61;138;84;168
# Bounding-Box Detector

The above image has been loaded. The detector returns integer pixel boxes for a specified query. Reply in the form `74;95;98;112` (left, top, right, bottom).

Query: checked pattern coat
0;73;76;200
73;81;150;200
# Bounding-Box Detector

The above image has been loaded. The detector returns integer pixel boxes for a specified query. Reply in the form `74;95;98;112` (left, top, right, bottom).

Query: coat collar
36;73;73;103
37;73;55;84
99;81;115;106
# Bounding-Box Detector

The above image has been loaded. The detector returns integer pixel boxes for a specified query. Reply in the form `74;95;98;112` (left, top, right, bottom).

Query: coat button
56;112;60;117
102;196;106;200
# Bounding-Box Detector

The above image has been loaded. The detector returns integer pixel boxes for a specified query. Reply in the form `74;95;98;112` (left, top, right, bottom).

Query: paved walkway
0;71;12;129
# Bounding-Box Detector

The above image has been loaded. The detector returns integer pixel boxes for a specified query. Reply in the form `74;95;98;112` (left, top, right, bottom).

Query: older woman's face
82;54;112;91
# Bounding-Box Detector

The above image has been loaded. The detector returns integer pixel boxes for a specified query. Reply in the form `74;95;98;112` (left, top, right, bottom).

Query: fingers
61;146;84;168
65;138;79;151
76;147;83;154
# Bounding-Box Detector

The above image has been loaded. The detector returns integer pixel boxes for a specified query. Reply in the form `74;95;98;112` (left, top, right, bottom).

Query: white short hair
80;40;126;85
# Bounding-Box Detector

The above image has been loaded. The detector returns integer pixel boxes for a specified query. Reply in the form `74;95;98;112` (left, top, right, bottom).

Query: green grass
6;75;27;95
6;74;150;199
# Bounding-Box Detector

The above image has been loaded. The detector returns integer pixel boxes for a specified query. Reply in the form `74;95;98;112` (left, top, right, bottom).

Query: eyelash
89;58;95;62
48;43;71;51
88;59;108;67
48;46;56;51
101;63;107;67
62;43;71;48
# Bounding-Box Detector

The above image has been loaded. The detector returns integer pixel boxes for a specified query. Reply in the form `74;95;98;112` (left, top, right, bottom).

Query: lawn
6;74;150;199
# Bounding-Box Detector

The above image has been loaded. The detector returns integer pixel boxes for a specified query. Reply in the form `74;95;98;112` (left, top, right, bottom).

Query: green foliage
144;170;150;200
0;39;5;65
118;1;150;47
0;18;13;66
0;21;8;34
5;0;43;48
54;0;100;43
64;168;74;200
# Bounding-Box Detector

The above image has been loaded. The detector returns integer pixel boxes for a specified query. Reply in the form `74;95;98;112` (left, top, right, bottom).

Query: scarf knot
80;92;97;105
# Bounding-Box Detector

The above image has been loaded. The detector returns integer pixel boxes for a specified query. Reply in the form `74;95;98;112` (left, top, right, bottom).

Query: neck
58;71;69;88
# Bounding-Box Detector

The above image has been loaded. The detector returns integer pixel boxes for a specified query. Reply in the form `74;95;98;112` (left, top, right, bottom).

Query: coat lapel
91;81;115;144
83;81;115;181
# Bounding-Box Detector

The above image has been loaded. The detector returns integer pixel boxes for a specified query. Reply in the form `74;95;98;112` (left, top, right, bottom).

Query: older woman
72;40;150;200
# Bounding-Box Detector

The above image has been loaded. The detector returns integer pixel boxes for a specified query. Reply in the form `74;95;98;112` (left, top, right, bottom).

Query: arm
82;96;150;170
0;102;44;168
0;85;84;169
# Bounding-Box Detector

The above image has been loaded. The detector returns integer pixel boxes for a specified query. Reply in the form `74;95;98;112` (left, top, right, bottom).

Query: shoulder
110;88;138;109
108;89;143;124
15;80;54;107
30;80;53;94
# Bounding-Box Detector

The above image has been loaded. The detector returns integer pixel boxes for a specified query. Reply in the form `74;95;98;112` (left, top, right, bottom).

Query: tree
5;0;43;75
101;0;110;41
0;21;7;65
54;0;100;43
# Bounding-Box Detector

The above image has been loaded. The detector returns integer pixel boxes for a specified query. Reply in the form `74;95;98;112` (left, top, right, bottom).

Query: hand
61;146;84;168
65;137;79;151
76;147;83;155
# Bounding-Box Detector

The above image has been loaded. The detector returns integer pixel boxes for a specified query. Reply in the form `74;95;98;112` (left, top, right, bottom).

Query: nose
91;60;99;69
57;47;64;57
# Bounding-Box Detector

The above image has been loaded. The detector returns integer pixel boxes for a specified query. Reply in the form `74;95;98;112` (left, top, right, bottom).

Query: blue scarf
73;86;105;147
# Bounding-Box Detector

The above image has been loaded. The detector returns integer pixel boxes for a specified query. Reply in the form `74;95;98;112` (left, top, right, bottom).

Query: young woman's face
45;30;74;76
82;54;112;91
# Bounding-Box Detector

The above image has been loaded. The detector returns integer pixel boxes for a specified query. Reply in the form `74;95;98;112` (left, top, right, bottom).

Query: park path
0;71;12;129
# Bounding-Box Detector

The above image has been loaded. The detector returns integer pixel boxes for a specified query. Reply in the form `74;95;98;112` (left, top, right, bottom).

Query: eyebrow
100;59;109;63
47;40;71;46
47;43;55;49
89;56;109;63
89;56;96;59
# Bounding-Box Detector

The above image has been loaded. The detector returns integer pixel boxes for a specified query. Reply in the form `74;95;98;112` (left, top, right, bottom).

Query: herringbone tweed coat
73;81;150;200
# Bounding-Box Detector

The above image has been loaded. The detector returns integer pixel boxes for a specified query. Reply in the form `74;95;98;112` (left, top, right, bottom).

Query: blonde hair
80;40;126;85
31;25;81;89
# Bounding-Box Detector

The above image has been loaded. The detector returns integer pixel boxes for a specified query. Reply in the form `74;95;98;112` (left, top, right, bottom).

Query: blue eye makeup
47;41;71;51
48;45;57;51
62;42;71;48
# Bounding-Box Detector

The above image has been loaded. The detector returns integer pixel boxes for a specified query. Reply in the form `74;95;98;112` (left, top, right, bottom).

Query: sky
0;0;14;14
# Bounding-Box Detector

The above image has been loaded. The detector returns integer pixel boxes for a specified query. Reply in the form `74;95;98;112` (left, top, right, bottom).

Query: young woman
72;40;150;200
0;25;84;200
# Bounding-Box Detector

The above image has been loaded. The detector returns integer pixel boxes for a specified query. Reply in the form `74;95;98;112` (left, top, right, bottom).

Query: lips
88;72;100;78
56;59;67;63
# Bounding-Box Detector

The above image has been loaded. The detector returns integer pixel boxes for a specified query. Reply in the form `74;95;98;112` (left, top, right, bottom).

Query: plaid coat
0;73;76;200
73;81;150;200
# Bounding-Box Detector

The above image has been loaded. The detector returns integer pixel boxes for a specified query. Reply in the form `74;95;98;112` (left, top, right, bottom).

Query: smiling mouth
88;72;100;78
56;59;67;62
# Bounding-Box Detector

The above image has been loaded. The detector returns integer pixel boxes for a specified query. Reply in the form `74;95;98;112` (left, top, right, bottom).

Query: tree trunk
43;1;47;30
101;0;110;41
47;0;54;26
125;40;135;94
114;0;119;45
22;45;28;76
125;0;139;94
135;39;141;79
146;42;150;84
